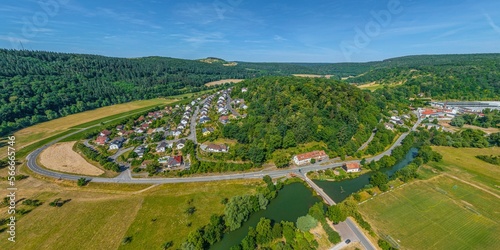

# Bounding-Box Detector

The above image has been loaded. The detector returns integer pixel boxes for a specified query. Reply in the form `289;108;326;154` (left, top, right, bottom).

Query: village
83;87;253;175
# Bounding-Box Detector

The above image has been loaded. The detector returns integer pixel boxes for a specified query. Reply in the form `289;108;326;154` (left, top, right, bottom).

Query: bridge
296;171;336;205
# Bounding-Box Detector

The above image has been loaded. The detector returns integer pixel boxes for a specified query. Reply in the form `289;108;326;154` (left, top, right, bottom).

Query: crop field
358;175;500;250
204;79;244;86
39;141;104;176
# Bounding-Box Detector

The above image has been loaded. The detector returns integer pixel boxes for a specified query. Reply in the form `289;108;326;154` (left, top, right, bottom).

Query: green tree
256;218;273;244
370;172;389;191
296;215;318;232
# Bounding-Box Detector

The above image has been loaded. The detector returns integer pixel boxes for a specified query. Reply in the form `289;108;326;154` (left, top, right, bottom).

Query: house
202;127;214;136
384;123;395;131
137;116;145;122
99;130;111;137
156;141;168;153
116;125;124;130
181;119;189;125
205;143;229;153
219;116;229;124
342;162;361;173
199;116;211;124
134;128;145;134
173;130;182;137
153;127;165;133
167;155;183;168
240;104;248;110
241;88;248;93
109;137;125;150
96;136;108;145
177;139;186;149
134;146;146;158
141;123;149;130
292;150;328;165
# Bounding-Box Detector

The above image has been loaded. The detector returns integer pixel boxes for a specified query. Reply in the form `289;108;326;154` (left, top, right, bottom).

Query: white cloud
484;14;500;34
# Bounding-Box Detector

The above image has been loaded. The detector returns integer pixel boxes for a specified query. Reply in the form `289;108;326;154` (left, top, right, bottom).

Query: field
0;179;261;250
292;74;334;79
39;141;104;176
0;98;172;158
357;82;384;91
359;176;500;250
358;146;500;250
438;122;500;135
204;79;244;86
430;146;500;194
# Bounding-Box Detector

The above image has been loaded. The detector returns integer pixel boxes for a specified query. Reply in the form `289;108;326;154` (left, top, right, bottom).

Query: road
330;218;376;250
27;111;422;184
26;110;420;250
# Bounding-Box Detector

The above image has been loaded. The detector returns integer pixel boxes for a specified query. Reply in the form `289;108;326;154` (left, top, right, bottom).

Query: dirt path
443;173;500;199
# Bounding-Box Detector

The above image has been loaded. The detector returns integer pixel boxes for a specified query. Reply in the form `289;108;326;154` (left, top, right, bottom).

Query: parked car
345;239;351;244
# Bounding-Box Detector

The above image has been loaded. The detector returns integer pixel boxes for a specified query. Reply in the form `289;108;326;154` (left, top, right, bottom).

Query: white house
342;162;361;173
292;150;328;165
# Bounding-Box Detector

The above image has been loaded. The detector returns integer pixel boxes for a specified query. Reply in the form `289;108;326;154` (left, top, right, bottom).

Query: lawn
358;175;500;250
119;180;260;250
0;179;261;250
430;146;500;195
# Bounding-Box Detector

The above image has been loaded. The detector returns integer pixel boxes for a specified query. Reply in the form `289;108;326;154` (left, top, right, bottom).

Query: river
210;182;321;249
314;148;418;203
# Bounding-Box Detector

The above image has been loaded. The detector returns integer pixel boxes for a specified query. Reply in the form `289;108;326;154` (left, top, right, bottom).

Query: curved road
27;111;421;184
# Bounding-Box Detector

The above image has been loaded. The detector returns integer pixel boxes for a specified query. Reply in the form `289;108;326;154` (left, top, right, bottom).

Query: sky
1;0;499;62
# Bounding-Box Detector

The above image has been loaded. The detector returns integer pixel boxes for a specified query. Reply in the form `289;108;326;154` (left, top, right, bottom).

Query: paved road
27;112;422;184
345;218;376;250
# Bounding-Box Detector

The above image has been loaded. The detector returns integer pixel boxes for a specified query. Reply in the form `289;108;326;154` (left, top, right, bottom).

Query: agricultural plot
358;175;500;250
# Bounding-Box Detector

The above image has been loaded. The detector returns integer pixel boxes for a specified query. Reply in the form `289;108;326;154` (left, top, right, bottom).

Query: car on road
345;239;351;244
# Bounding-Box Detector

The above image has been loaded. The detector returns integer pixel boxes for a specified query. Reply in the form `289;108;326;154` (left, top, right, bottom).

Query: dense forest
1;49;499;136
223;77;382;164
345;54;500;100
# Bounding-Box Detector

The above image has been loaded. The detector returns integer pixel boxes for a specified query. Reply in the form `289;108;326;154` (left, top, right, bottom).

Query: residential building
167;156;183;168
292;150;328;165
342;162;361;173
96;136;108;145
109;137;125;150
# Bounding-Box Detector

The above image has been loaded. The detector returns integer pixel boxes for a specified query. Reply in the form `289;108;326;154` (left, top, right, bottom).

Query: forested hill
345;54;500;100
224;77;381;164
1;49;499;136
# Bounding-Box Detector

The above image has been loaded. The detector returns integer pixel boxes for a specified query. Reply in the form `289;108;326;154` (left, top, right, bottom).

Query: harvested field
293;74;333;78
204;79;244;86
39;141;104;176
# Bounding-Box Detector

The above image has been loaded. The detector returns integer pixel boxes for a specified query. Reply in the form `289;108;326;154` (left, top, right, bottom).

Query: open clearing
204;79;244;86
0;98;171;158
0;178;261;250
430;146;500;194
359;175;500;250
39;141;104;176
292;74;334;79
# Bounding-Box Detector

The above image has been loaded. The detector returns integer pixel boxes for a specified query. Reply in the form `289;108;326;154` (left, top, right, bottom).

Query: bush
77;178;89;186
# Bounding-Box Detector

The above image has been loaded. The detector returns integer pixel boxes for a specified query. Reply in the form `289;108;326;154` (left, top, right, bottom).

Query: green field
359;175;500;250
119;180;259;249
0;180;260;250
430;146;500;194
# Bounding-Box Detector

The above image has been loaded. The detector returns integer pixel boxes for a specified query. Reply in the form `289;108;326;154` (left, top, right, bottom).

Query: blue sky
1;0;499;62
